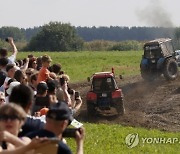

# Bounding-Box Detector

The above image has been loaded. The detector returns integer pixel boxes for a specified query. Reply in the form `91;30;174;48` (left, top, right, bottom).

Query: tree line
0;22;180;51
0;25;177;42
76;26;175;41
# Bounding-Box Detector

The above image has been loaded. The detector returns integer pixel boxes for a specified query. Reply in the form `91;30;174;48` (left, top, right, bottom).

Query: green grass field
17;51;142;82
67;123;180;154
17;51;180;153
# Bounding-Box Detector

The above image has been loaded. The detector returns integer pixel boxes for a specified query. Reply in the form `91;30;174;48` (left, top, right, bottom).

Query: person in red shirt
37;55;53;83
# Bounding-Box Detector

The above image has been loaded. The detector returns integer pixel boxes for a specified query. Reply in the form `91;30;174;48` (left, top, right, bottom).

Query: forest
0;26;177;42
0;23;180;51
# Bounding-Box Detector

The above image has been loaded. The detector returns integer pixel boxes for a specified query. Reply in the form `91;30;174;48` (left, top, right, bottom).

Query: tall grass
17;51;142;82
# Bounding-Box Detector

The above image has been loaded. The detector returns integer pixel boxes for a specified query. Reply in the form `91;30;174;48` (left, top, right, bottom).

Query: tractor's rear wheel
163;58;178;80
115;101;125;116
87;102;96;117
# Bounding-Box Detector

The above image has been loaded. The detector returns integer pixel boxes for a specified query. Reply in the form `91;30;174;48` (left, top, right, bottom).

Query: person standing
8;84;45;137
37;55;53;83
0;37;18;65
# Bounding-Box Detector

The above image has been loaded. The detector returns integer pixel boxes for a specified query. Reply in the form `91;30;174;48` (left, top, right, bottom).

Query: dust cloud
136;0;174;27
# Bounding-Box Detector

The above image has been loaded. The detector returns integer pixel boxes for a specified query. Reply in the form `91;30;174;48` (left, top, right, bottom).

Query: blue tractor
140;38;178;81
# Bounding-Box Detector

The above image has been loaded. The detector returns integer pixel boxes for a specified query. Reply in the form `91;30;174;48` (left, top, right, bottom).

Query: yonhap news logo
125;133;139;148
125;133;180;148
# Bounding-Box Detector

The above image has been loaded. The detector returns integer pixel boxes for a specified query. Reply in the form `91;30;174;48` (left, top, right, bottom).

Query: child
37;55;53;83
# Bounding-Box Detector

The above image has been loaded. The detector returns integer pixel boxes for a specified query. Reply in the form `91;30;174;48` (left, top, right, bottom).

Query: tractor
140;38;178;81
86;71;125;116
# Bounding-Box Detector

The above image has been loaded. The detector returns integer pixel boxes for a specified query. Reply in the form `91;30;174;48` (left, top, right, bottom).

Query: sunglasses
0;115;23;121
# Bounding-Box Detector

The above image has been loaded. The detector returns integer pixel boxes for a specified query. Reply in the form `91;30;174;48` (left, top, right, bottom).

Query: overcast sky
1;0;180;28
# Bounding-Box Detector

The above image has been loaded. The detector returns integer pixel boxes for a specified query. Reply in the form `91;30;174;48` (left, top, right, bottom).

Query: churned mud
70;75;180;132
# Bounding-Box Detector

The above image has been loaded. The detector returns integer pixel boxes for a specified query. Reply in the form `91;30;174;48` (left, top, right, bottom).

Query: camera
75;91;80;100
62;128;80;138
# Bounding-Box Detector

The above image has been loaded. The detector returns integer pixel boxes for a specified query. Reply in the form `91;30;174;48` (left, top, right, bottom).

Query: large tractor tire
86;102;96;117
163;58;178;80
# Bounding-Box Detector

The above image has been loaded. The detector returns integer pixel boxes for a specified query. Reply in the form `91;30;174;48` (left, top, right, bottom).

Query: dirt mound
70;75;180;132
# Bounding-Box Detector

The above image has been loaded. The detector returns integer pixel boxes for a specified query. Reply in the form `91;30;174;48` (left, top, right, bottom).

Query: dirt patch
70;75;180;132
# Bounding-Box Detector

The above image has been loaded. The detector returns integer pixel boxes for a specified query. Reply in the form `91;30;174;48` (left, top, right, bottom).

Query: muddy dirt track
70;75;180;132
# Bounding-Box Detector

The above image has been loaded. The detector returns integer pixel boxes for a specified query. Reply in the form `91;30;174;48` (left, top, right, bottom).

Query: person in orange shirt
37;55;53;83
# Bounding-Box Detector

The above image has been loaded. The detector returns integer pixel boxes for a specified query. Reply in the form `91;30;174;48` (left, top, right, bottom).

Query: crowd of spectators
0;37;84;154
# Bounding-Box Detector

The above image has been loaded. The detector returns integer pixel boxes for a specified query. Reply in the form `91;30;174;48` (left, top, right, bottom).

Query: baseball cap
6;81;20;95
46;101;73;122
47;80;58;92
37;82;48;93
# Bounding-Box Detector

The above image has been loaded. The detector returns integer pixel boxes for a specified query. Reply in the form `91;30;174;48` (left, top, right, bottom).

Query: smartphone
59;77;65;86
62;128;80;138
75;91;80;100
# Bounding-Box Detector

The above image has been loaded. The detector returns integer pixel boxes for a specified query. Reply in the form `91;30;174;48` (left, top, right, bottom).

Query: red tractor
86;71;125;116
